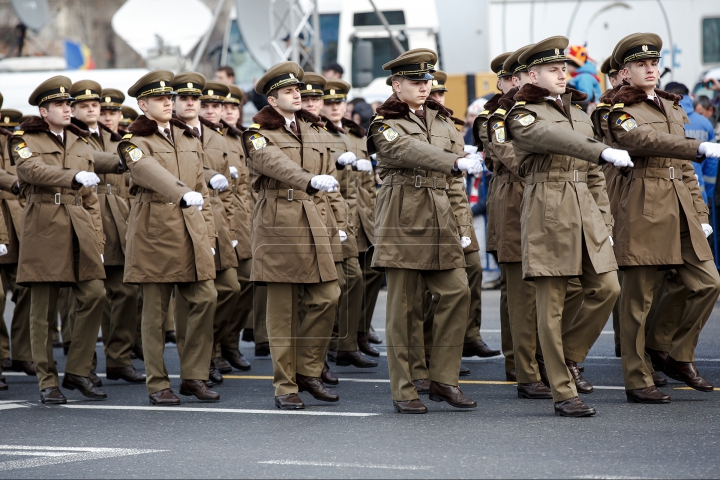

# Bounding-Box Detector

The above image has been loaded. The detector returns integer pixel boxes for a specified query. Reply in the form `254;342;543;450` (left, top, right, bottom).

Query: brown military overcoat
506;84;616;279
242;106;337;284
473;93;502;254
368;95;466;271
0;127;21;263
11;116;105;285
221;120;252;261
341;118;376;252
117;115;216;284
606;85;712;266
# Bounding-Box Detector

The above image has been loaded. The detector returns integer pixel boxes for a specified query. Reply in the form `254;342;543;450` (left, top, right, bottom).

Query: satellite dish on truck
11;0;50;32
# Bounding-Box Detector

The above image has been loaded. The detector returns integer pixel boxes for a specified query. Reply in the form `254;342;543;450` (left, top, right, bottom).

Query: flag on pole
64;39;95;70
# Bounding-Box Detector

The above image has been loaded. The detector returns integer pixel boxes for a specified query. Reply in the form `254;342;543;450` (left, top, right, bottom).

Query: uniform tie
652;95;665;113
289;120;299;137
163;128;173;144
555;98;564;111
192;126;200;137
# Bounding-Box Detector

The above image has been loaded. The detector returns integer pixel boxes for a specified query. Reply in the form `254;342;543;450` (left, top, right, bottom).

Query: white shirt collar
50;129;64;141
409;106;424;114
546;95;562;103
88;126;100;136
647;94;658;101
284;116;295;129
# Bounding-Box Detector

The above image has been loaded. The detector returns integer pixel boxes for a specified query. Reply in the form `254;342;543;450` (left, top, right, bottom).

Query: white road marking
0;445;164;471
60;405;378;417
258;460;431;470
0;404;28;411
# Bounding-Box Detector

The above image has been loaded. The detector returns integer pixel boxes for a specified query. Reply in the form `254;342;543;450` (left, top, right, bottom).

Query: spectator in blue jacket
666;82;717;204
566;44;602;102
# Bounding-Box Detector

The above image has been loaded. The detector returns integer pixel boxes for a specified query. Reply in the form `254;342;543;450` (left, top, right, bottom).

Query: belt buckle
107;184;112;195
573;170;579;182
54;193;61;205
414;175;422;188
432;176;437;189
287;188;294;201
213;189;218;197
74;195;80;206
669;167;675;180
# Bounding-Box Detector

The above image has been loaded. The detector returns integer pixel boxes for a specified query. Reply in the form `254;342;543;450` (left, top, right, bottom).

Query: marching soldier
319;79;378;369
0;107;34;380
369;49;482;414
170;74;241;384
505;36;628;416
242;62;341;410
473;52;516;380
69;81;144;384
607;33;720;401
118;70;219;405
12;76;107;404
217;83;253;373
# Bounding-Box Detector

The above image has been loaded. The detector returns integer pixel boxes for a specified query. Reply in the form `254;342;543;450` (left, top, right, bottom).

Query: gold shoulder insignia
80;137;88;143
312;125;320;132
479;109;489;116
514;101;526;106
249;123;261;130
574;104;582;109
612;103;625;109
122;133;133;140
374;115;384;120
597;103;609;107
494;108;507;116
13;130;24;136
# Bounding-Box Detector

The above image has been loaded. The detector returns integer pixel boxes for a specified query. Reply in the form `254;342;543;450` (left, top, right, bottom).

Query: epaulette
612;103;625;109
122;133;133;140
479;110;489;116
80;137;88;143
312;125;320;132
514;101;526;106
371;115;384;124
597;103;609;108
438;114;446;121
492;108;507;116
248;123;261;130
13;130;23;136
574;104;582;109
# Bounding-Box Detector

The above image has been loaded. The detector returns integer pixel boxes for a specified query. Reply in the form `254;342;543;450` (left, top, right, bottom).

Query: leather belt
386;174;448;189
95;184;116;195
526;170;587;184
0;192;17;201
259;188;313;202
28;193;81;206
630;167;683;180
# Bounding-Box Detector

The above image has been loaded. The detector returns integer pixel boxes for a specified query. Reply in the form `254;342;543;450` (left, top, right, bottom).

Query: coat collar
514;84;588;103
251;106;322;130
498;87;519;112
128;115;199;147
219;119;246;137
321;115;345;134
71;117;123;142
18;115;90;150
340;117;366;137
611;84;681;108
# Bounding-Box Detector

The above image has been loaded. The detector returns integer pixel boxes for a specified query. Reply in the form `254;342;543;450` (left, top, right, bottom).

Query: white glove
183;191;204;211
460;236;471;249
601;148;634;168
311;175;339;193
229;166;238;179
210;173;229;191
356;159;373;173
0;245;8;256
609;236;614;247
463;144;478;155
211;247;216;255
702;223;713;238
232;240;238;248
75;171;101;188
370;153;377;161
337;152;357;166
338;230;348;242
698;142;720;158
456;154;484;175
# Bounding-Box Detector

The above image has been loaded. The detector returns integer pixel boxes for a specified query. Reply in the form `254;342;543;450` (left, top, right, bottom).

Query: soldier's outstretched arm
507;110;607;164
12;136;80;188
243;132;316;192
0;168;18;193
92;151;125;174
369;122;459;173
118;139;193;204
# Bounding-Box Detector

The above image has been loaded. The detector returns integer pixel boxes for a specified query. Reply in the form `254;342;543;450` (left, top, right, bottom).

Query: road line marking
0;446;164;471
0;451;75;457
673;387;720;391
258;460;431;470
0;404;28;411
59;405;378;417
223;375;273;380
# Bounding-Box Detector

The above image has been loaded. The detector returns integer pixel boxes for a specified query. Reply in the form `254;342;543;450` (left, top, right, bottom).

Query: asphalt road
1;287;719;479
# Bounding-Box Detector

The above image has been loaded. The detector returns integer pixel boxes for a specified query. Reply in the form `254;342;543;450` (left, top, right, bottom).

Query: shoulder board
597;103;609;108
672;104;679;110
574;104;582;109
80;137;88;143
479;110;489;116
371;115;385;124
13;130;23;136
216;129;224;136
612;103;625;109
438;114;446;121
122;133;133;140
493;108;507;116
514;101;526;106
249;123;261;130
312;125;320;132
322;126;328;130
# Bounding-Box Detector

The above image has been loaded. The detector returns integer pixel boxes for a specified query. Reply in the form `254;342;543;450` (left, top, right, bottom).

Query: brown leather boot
626;386;671;404
565;359;593;393
106;365;145;383
554;396;596;417
275;393;304;410
357;333;380;357
517;382;553;399
220;346;251;371
413;378;430;394
149;388;180;406
179;379;220;401
428;381;477;408
321;362;339;385
393;398;427;414
296;373;339;402
665;357;714;392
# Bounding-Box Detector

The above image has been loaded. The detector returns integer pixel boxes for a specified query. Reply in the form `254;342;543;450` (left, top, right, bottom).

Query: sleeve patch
249;133;267;150
515;114;536;126
14;142;31;159
620;118;638;131
378;124;399;142
603;113;609;120
482;121;488;127
492;122;506;143
125;145;143;162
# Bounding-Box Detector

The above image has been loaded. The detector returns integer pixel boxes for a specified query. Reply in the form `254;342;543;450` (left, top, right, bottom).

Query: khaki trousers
176;268;240;357
142;281;216;394
327;262;346;352
386;267;469;401
101;266;138;368
358;250;383;333
218;259;253;348
645;270;688;352
2;265;32;362
535;244;620;402
252;284;268;345
620;234;720;390
266;280;339;396
499;264;515;372
337;257;363;352
505;262;541;384
29;280;105;391
58;287;76;344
